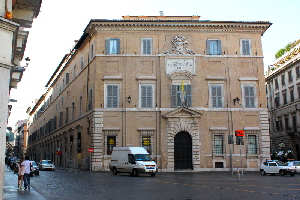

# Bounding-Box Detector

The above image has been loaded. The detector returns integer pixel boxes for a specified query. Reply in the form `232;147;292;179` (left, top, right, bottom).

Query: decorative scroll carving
165;35;195;55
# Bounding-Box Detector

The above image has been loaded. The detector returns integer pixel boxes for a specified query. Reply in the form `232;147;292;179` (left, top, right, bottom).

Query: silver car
39;160;55;171
260;160;296;176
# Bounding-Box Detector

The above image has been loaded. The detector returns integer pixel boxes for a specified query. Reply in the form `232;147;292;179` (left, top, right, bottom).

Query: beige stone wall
27;18;271;172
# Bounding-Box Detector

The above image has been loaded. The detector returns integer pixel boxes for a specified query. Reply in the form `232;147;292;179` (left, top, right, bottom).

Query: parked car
39;160;55;171
30;161;40;175
260;160;296;176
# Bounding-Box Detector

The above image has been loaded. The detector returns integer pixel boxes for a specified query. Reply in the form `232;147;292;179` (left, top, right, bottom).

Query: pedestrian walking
17;158;25;189
21;156;32;190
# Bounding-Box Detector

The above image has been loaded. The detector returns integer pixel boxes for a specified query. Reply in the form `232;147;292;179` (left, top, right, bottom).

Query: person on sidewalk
21;156;32;190
17;158;25;189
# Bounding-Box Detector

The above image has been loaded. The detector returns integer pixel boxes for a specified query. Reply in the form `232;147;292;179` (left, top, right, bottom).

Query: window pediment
163;107;202;118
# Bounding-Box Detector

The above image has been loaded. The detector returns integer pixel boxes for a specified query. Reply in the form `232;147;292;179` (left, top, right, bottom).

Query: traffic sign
88;148;93;153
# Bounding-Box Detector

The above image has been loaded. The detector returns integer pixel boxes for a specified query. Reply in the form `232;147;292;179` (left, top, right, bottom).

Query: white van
109;147;157;177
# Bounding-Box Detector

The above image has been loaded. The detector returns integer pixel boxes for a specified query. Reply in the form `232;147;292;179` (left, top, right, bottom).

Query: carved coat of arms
165;35;195;55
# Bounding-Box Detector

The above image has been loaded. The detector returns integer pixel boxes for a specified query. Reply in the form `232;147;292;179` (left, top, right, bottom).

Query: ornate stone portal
163;107;202;171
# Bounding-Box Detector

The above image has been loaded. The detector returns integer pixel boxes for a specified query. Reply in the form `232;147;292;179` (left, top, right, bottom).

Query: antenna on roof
159;11;164;16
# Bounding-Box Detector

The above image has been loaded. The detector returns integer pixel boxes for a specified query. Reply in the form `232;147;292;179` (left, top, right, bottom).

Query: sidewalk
3;168;46;200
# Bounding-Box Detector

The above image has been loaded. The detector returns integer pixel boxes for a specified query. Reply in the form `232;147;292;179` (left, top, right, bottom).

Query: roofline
89;19;272;25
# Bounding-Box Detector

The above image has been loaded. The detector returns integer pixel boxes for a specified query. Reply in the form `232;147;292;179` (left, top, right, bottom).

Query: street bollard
236;168;240;180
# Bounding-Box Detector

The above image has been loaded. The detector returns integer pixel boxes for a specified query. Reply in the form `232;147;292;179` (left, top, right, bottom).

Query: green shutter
186;85;192;107
171;85;177;107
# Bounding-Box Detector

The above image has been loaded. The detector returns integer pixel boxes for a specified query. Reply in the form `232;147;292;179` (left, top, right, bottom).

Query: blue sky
8;0;300;127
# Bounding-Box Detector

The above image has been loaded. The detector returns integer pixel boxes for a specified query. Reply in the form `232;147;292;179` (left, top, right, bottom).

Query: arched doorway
174;131;193;170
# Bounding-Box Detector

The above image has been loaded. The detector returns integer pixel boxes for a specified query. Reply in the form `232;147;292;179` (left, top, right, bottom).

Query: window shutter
245;86;255;108
107;85;118;108
171;85;177;107
216;86;222;107
105;39;110;54
217;40;222;55
242;40;250;55
185;85;192;107
107;85;112;107
206;40;210;55
112;85;118;107
211;85;222;108
141;85;152;108
66;73;69;85
147;86;152;107
143;39;147;54
143;39;151;54
116;39;120;54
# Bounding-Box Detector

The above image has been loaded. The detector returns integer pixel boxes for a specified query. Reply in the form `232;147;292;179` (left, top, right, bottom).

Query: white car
39;160;55;171
260;160;296;176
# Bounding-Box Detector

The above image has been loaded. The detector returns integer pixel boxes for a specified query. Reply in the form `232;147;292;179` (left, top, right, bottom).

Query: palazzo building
0;0;42;198
27;15;271;172
266;40;300;160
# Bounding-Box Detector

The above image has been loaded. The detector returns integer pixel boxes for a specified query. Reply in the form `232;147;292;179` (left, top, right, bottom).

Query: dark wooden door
174;131;192;169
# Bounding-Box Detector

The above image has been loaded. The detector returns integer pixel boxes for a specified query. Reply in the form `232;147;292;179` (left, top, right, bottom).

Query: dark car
30;161;39;175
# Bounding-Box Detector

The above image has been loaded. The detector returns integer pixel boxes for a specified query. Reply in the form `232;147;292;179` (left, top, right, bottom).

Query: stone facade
27;16;272;172
266;40;300;160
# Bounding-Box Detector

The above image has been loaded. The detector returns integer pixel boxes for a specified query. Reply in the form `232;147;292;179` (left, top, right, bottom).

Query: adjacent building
266;40;300;160
27;15;271;172
0;0;42;198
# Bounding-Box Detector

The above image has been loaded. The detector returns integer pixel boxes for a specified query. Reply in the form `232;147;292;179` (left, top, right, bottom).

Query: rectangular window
247;134;258;154
107;136;116;155
66;73;69;85
275;119;282;131
106;85;119;108
81;57;84;69
296;66;300;78
213;135;224;155
283;91;287;105
142;136;151;154
290;88;294;102
141;85;153;108
207;40;222;55
288;70;293;82
105;39;120;54
275;78;279;90
65;107;68;124
88;89;92;111
281;74;285;86
211;85;223;108
79;96;82;116
298;85;300;99
59;111;63;127
241;39;251;55
293;115;297;132
142;38;152;55
73;65;76;79
285;117;289;130
71;102;75;120
244;86;255;108
171;85;192;107
275;94;280;108
90;44;94;59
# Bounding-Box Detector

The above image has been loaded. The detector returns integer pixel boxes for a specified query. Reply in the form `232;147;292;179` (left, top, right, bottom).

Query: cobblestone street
5;167;299;200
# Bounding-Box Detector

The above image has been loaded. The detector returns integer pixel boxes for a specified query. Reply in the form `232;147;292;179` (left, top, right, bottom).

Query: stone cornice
0;17;19;32
87;20;271;35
